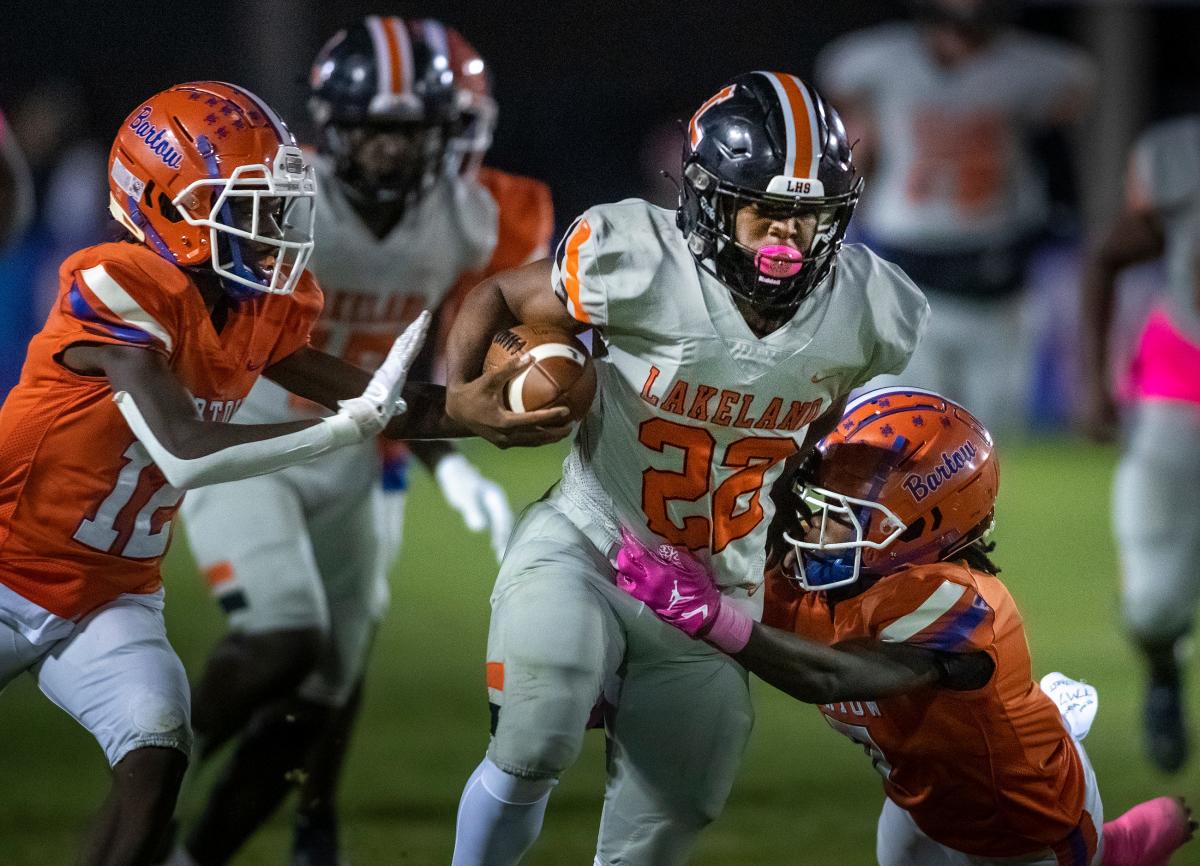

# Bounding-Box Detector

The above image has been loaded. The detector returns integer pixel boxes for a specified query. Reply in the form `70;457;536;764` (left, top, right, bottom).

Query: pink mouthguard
755;244;804;279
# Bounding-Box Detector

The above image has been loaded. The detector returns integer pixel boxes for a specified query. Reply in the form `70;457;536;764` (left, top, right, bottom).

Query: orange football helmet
107;81;316;297
783;388;1000;590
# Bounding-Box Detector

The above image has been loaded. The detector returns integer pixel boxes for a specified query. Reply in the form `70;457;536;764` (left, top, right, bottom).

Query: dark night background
1;0;1197;230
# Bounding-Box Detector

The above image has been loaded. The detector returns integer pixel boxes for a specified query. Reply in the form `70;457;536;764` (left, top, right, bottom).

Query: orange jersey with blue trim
0;242;321;619
765;561;1095;861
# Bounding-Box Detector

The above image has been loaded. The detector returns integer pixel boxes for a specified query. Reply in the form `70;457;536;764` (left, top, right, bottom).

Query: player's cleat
1144;681;1189;773
1101;796;1195;866
293;812;347;866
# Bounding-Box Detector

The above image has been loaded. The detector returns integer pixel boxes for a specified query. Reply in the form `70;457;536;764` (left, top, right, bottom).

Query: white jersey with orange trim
1131;116;1200;342
816;24;1095;251
547;199;927;607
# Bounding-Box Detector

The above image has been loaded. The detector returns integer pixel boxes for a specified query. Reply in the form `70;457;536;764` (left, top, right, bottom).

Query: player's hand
337;311;431;440
614;529;752;653
435;453;514;560
446;353;573;449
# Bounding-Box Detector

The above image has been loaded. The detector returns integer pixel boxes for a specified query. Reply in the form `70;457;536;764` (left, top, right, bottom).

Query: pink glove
615;529;752;653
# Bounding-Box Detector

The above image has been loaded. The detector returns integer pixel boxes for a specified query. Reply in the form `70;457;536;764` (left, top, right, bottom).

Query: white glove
435;453;514;561
1039;671;1099;741
336;311;431;440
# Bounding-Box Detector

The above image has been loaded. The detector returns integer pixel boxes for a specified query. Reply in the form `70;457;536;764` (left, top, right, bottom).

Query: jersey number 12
74;442;184;559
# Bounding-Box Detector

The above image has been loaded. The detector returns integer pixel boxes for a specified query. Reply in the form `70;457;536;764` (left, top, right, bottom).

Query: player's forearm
266;347;468;441
1080;214;1163;378
732;623;940;704
446;278;518;387
382;382;471;440
113;390;362;490
1079;257;1119;381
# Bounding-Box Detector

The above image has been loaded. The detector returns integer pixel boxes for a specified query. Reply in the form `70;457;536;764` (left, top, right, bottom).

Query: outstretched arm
62;313;432;489
732;622;993;704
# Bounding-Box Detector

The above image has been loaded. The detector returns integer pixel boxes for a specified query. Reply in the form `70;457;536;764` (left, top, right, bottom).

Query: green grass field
2;438;1198;864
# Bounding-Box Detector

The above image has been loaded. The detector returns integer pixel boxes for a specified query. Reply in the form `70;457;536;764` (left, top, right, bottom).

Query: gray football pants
484;500;754;865
1114;400;1200;644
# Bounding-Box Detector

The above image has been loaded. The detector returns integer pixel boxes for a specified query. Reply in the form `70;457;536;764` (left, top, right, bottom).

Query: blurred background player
1080;115;1200;774
174;17;553;866
0;105;34;250
445;73;927;865
0;80;454;866
616;388;1195;866
816;0;1095;434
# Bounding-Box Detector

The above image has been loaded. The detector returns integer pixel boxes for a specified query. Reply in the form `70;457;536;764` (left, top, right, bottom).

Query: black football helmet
677;72;861;313
308;16;497;204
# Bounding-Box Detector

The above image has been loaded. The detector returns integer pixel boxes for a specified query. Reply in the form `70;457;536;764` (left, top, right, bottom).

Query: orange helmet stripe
758;72;820;180
380;17;409;95
562;218;593;324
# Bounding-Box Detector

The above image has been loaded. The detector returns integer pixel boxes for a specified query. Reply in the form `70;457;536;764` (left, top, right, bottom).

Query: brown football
483;324;597;422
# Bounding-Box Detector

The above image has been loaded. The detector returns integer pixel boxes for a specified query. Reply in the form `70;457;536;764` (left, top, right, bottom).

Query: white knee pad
480;757;558;803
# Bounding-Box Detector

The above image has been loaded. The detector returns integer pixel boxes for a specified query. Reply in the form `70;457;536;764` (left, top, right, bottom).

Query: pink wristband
705;600;753;654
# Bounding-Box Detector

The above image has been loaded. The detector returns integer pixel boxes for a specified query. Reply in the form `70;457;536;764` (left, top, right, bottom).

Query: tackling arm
732;623;993;704
63;312;434;489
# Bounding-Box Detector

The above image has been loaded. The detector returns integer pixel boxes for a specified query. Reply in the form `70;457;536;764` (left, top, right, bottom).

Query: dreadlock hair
958;538;1000;575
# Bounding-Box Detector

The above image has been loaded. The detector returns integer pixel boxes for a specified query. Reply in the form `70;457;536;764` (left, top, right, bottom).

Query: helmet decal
688;84;735;149
127;107;183;169
902;440;980;502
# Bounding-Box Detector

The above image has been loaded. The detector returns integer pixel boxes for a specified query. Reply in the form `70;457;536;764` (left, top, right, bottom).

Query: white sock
451;757;558;866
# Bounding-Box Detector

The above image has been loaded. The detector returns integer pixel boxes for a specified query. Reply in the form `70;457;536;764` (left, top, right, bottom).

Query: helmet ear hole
898;517;925;543
157;191;184;223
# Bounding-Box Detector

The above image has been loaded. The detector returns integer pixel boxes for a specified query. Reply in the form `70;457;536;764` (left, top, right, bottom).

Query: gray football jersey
1133;116;1200;342
817;24;1095;251
237;155;497;423
547;200;928;604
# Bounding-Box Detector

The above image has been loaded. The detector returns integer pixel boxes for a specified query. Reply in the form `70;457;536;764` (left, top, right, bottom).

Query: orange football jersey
765;561;1096;861
0;242;322;619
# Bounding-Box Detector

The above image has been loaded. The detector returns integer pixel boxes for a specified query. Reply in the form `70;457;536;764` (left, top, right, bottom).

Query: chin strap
196;134;260;299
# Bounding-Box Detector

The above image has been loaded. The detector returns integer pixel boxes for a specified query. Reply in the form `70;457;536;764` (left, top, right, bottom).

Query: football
483;324;597;421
